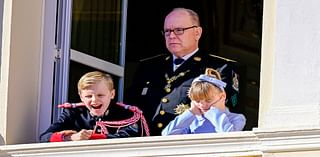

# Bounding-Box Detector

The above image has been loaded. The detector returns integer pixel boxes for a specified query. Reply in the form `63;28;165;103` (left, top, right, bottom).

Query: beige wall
0;0;43;144
258;0;276;128
259;0;320;130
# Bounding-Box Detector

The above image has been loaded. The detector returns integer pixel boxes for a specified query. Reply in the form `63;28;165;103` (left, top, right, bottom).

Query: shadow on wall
0;135;11;157
0;151;10;157
0;134;4;145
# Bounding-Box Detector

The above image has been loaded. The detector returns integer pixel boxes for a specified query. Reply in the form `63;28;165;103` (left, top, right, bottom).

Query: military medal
141;81;150;95
232;72;239;92
174;103;190;115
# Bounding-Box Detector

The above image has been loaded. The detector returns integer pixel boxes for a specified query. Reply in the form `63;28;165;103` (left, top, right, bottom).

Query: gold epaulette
208;54;237;62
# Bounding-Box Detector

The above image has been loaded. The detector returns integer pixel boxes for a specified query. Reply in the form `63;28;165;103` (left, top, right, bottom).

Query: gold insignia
193;57;201;62
232;72;239;92
174;103;190;115
164;70;190;93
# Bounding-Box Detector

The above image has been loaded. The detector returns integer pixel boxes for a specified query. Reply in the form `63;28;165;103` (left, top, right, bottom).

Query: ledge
1;128;320;156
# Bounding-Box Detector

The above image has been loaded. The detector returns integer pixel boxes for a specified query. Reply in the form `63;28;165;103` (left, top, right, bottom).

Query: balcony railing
2;128;320;157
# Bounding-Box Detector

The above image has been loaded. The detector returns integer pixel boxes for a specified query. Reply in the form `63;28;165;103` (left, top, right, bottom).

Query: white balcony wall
0;0;55;144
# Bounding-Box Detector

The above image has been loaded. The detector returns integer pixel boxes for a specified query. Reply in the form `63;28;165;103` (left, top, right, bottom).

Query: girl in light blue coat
162;68;246;135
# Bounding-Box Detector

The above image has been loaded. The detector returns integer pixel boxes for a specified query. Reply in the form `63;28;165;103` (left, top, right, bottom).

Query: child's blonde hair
188;68;224;101
77;71;114;93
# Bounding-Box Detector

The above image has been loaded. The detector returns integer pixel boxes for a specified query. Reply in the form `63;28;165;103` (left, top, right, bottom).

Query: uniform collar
172;48;199;71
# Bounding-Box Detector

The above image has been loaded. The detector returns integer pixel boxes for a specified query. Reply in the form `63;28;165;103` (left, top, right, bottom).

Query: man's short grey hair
172;8;200;26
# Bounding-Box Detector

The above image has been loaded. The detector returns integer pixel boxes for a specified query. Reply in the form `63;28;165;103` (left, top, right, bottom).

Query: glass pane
71;0;122;64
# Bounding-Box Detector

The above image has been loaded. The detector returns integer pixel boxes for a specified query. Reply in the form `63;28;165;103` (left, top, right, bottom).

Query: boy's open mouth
91;104;102;109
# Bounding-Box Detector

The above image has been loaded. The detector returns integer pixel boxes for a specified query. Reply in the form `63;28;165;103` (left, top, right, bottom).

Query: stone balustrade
2;128;320;157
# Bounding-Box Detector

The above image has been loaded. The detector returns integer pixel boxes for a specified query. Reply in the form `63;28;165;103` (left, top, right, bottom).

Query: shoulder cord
58;102;150;136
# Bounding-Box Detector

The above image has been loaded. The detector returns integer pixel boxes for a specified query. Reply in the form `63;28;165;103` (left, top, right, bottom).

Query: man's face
79;80;115;117
164;10;202;57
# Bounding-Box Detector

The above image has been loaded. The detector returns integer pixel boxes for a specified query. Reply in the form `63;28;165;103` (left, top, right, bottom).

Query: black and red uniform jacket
39;103;140;142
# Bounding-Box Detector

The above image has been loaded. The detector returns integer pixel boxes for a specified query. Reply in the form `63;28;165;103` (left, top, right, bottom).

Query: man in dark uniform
125;8;240;136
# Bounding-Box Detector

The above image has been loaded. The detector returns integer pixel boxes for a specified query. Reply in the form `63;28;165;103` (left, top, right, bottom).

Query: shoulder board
140;54;169;62
208;54;237;62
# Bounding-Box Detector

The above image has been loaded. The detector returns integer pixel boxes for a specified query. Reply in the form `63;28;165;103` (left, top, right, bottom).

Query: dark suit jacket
125;50;241;136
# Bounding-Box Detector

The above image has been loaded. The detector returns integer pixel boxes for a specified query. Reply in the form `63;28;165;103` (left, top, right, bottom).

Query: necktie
173;58;185;65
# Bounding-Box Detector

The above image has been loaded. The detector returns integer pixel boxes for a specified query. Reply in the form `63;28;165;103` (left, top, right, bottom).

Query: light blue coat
161;107;246;135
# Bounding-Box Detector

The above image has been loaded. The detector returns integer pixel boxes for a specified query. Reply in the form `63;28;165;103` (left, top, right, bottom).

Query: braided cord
59;102;150;136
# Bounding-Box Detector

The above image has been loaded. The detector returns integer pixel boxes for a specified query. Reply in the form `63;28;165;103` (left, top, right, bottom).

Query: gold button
161;98;168;103
157;123;163;128
165;88;171;93
146;81;150;84
160;110;165;115
193;57;201;61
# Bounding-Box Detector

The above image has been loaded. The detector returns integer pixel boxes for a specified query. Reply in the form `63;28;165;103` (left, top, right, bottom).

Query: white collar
173;48;199;61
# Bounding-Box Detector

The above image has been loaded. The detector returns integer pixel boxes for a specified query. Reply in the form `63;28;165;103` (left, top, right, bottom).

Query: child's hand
67;129;93;141
211;98;226;112
59;130;77;136
189;101;203;115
